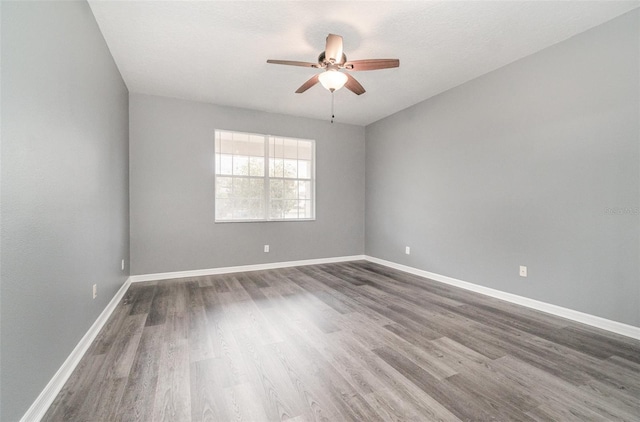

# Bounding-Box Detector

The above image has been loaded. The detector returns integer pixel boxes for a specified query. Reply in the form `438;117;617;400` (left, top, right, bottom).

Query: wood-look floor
43;261;640;421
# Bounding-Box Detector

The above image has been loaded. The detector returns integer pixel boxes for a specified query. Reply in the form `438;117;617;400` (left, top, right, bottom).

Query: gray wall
1;2;129;420
365;9;640;327
130;94;365;275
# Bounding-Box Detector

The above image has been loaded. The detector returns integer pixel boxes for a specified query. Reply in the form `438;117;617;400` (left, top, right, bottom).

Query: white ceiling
88;1;639;126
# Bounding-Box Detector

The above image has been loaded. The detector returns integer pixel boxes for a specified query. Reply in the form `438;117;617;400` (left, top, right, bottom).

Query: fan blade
344;74;365;95
325;34;343;63
267;60;319;68
295;74;320;93
344;59;399;71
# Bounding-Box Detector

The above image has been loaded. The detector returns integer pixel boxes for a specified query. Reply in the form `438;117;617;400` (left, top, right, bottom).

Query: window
215;130;315;222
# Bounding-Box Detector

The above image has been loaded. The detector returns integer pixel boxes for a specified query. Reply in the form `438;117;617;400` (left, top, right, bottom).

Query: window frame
214;129;316;223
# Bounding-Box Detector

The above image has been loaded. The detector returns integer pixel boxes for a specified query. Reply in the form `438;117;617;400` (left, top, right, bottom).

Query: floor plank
43;261;640;421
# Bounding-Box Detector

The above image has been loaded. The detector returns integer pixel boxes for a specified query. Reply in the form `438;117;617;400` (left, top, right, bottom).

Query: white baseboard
20;277;132;422
365;255;640;341
129;255;367;283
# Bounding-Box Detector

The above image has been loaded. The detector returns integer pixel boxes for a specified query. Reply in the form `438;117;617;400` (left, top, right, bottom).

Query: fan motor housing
318;52;348;67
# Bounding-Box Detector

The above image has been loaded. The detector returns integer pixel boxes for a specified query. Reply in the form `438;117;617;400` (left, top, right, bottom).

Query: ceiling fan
267;34;399;95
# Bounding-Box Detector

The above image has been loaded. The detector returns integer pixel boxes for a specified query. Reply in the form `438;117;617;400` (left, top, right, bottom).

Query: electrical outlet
405;246;411;255
519;266;527;277
121;259;125;271
92;284;97;299
264;245;270;253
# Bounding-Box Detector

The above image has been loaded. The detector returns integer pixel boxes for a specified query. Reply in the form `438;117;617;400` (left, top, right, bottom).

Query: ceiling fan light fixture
318;70;348;92
267;33;398;96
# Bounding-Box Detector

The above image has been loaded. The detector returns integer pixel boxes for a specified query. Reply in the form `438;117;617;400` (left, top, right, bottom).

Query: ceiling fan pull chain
331;91;335;124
